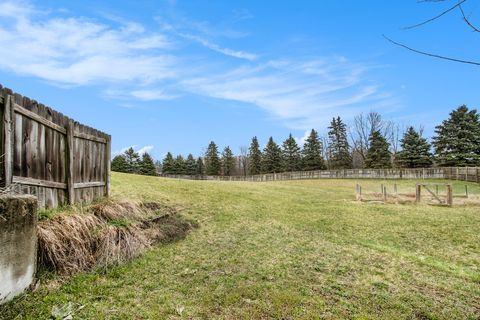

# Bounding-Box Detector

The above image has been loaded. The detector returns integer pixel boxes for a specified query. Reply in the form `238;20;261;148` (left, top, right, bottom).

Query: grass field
2;173;480;319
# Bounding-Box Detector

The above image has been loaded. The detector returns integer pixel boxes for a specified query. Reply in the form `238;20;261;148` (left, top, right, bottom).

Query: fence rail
161;167;480;183
0;85;111;208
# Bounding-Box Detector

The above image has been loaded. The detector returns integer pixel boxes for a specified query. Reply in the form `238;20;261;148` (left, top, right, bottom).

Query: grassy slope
2;173;480;319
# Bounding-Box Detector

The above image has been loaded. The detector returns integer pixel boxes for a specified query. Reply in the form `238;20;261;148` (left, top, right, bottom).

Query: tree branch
459;3;480;32
403;0;468;29
383;34;480;66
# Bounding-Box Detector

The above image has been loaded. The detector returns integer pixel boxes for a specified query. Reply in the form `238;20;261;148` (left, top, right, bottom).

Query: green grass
2;173;480;319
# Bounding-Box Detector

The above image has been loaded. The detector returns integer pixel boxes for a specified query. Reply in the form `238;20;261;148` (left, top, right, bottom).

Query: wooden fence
0;85;111;208
161;167;480;183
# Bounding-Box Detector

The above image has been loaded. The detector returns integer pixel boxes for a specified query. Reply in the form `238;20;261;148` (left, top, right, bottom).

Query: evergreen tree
111;155;127;172
396;127;433;168
433;105;480;166
185;154;197;175
196;157;204;175
365;130;391;168
204;141;221;175
173;155;186;174
221;146;236;176
282;134;302;172
124;147;141;173
327;117;352;169
162;152;175;174
139;152;157;176
302;129;326;171
248;136;262;175
262;137;283;173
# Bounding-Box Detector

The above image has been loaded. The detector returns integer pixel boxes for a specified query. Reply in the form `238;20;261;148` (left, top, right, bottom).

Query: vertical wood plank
66;120;75;205
3;95;13;186
104;135;111;197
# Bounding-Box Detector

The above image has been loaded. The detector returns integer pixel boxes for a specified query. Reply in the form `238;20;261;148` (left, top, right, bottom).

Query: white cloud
178;32;257;61
0;1;175;86
113;145;154;156
0;0;396;130
113;145;136;156
182;58;388;129
137;145;154;155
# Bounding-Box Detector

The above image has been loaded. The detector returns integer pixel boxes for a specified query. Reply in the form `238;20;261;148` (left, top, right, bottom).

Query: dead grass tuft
95;225;149;267
37;214;104;274
37;200;197;275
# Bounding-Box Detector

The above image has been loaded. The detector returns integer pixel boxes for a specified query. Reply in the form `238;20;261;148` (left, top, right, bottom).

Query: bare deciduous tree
238;146;249;176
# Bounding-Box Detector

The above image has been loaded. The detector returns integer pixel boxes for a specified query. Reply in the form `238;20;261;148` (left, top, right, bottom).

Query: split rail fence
162;167;480;183
0;86;111;208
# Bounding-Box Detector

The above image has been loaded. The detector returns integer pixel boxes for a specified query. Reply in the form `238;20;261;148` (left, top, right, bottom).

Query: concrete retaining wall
0;195;37;304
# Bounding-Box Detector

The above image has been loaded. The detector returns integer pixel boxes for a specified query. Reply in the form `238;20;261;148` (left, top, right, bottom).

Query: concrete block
0;195;37;304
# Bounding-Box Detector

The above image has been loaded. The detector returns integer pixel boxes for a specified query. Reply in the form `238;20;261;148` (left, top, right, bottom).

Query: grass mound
37;200;197;275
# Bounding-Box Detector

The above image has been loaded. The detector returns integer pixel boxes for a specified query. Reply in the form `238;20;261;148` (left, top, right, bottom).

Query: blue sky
0;0;478;159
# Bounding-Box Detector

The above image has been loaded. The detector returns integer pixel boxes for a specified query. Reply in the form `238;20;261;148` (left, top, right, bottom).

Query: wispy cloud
182;58;388;129
0;0;396;130
137;145;154;155
113;145;154;156
178;32;257;61
0;1;176;87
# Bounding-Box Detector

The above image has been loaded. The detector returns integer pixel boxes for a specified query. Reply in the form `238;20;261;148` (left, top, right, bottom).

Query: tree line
113;105;480;176
111;147;158;176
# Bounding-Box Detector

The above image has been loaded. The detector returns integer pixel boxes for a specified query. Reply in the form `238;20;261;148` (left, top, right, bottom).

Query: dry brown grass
37;214;103;275
37;199;197;275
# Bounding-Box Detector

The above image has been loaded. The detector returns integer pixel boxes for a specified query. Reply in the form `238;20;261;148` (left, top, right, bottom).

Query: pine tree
365;130;391;168
433;105;480;166
221;146;236;176
173;155;186;174
124;147;141;173
328;117;352;169
111;155;127;172
196;157;205;175
204;141;221;175
162;152;175;174
396;127;433;168
196;157;204;175
248;136;262;175
302;129;326;171
262;137;283;173
282;134;302;172
139;152;157;176
185;154;197;175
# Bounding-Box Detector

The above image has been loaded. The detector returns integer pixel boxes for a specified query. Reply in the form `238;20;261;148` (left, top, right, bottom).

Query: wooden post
104;135;111;197
66;120;75;205
383;186;387;202
415;184;421;203
435;184;439;195
465;185;468;198
3;95;13;187
446;184;453;206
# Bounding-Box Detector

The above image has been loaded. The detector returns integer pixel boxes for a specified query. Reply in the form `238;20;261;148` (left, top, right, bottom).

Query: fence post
446;184;453;206
3;94;13;187
104;135;111;197
66;120;75;205
415;184;421;203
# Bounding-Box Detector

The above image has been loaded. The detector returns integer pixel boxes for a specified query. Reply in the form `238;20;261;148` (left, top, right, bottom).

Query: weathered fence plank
0;85;111;208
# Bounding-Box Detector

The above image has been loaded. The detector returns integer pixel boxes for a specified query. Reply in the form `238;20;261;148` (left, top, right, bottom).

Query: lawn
2;173;480;319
